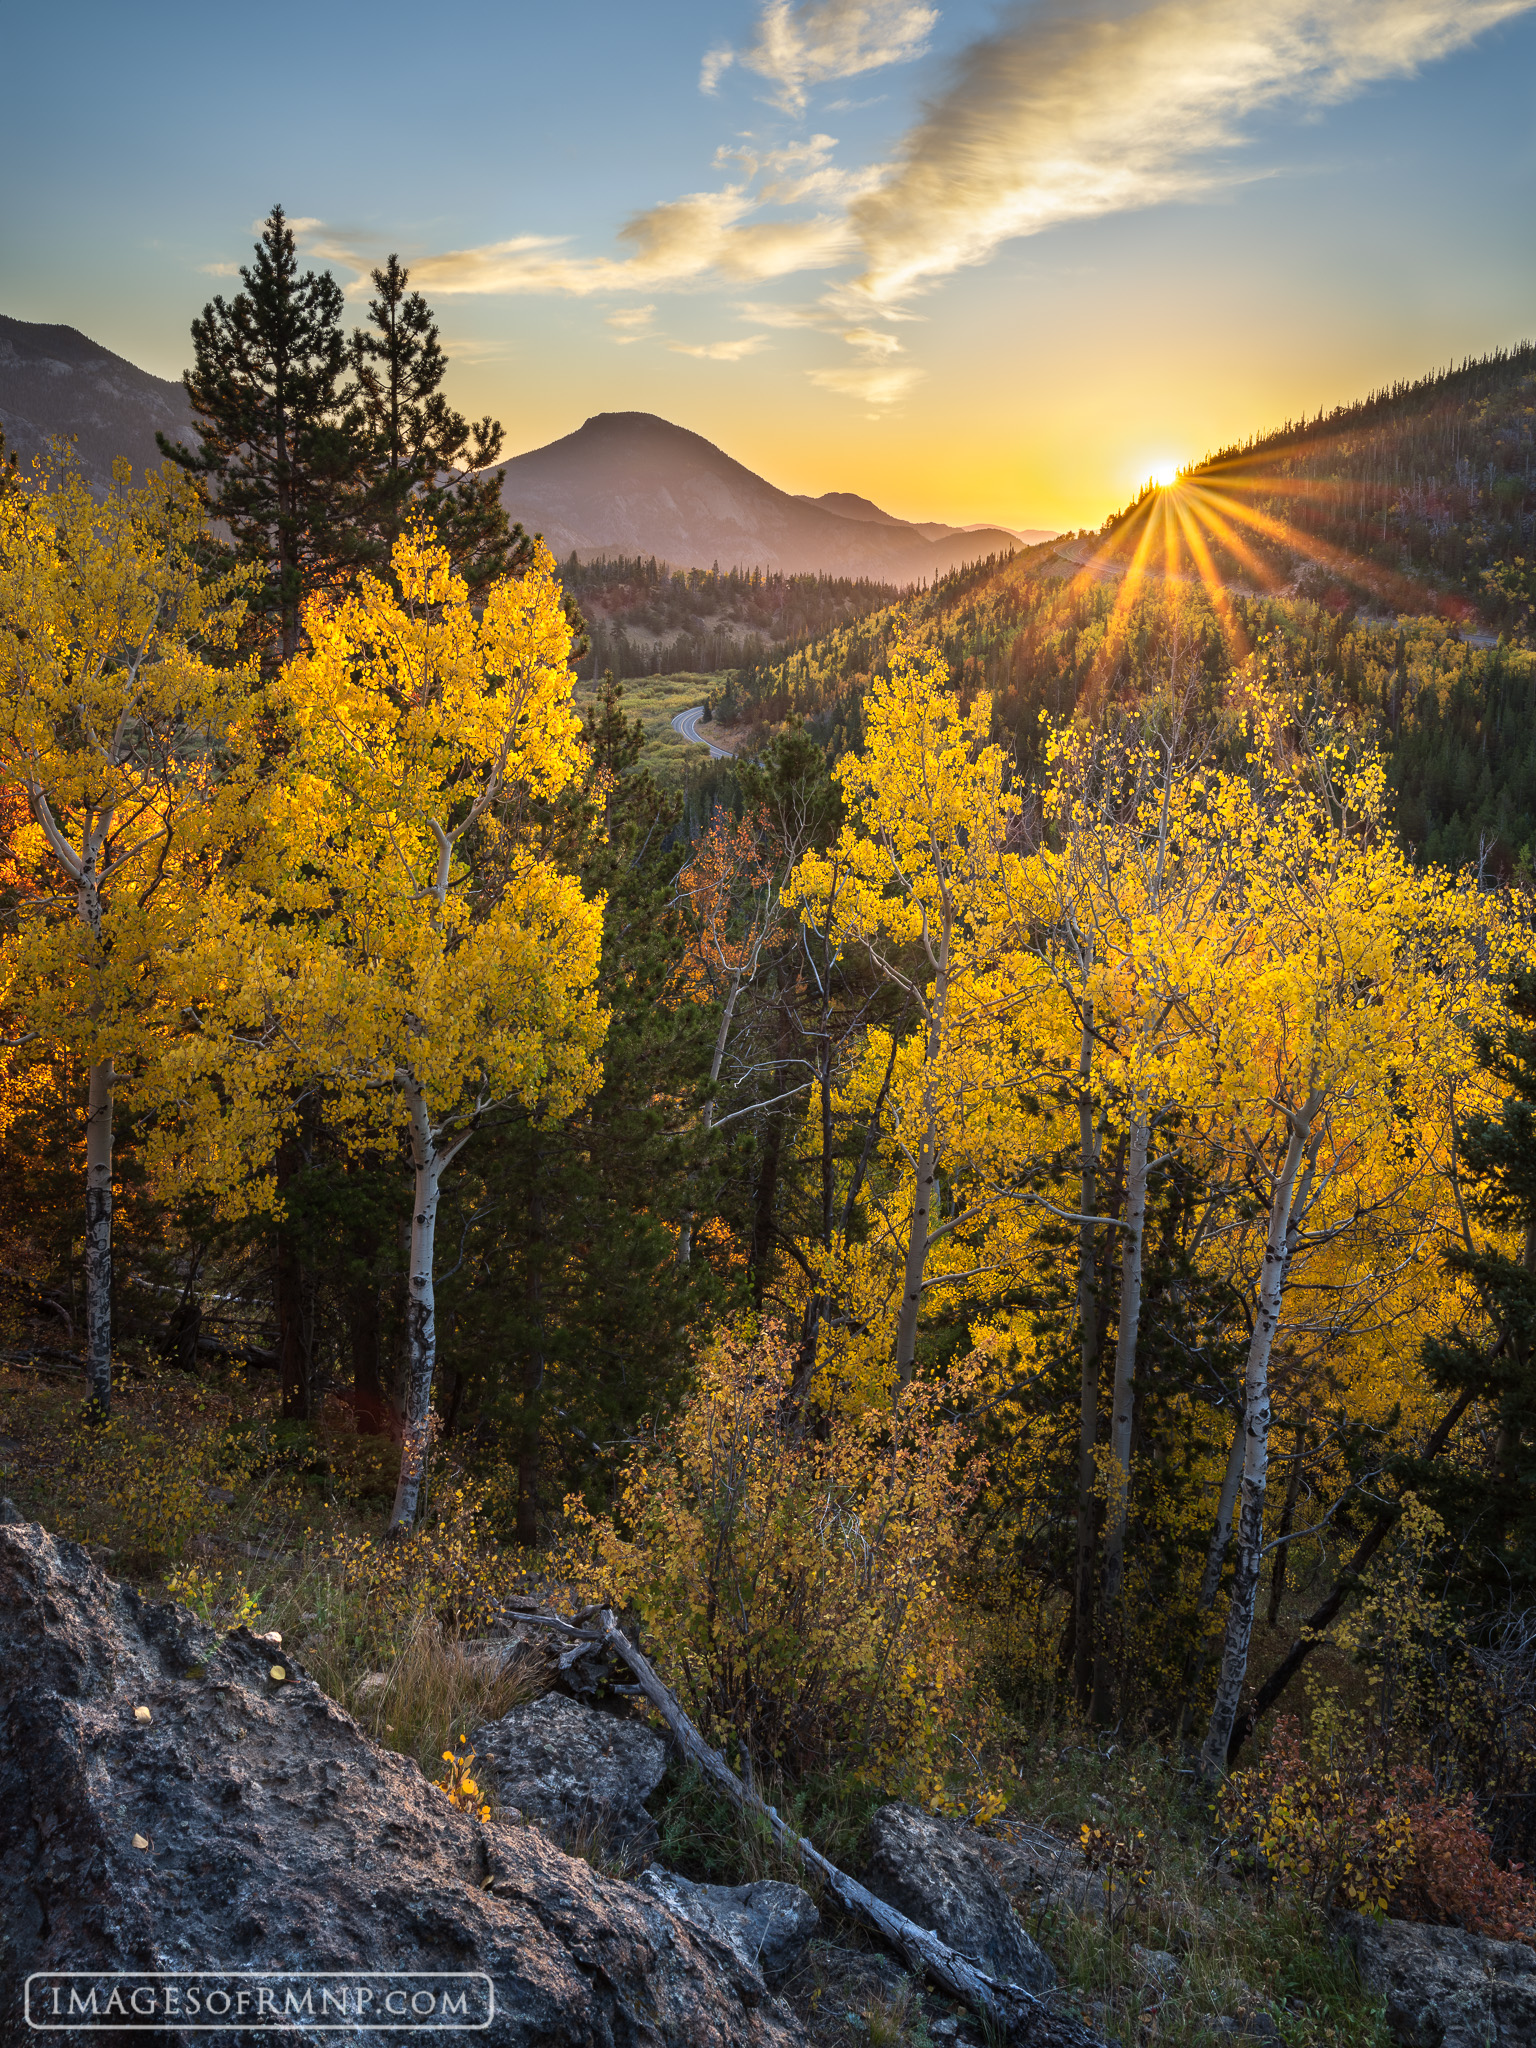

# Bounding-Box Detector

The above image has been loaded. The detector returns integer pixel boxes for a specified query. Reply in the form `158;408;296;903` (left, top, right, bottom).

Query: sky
3;0;1533;533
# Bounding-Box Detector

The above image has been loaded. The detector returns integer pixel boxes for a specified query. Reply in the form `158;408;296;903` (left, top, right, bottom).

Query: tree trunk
389;1076;445;1532
1266;1424;1308;1628
1091;1109;1149;1724
1073;1007;1101;1712
1199;1112;1313;1779
83;1056;114;1419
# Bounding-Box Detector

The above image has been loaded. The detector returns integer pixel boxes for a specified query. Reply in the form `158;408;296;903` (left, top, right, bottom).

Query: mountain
1090;343;1536;625
0;315;194;490
499;413;1041;580
806;489;1054;549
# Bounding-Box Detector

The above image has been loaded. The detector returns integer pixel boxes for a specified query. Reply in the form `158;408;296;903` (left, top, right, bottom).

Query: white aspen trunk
1199;1110;1314;1779
389;1074;444;1533
84;1056;114;1418
1073;1004;1100;1710
1196;1400;1249;1612
677;971;744;1268
1091;1108;1150;1723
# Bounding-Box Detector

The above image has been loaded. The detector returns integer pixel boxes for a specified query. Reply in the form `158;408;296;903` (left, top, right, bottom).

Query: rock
861;1801;1057;1994
0;1517;796;2048
639;1866;821;1982
472;1690;668;1865
1132;1944;1182;1993
0;1497;21;1524
1337;1911;1536;2048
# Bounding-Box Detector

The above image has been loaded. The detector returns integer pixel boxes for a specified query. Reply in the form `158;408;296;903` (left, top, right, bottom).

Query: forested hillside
4;218;1536;2015
560;553;900;681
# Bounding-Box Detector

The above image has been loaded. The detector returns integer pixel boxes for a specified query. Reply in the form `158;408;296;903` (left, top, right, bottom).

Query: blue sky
4;0;1533;529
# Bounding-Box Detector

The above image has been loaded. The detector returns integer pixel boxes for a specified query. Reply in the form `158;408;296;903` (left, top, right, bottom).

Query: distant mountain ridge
498;412;1047;581
0;315;194;490
0;316;1055;582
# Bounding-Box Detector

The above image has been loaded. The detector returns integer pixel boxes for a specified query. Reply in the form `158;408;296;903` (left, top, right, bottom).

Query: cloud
840;324;903;358
704;0;937;115
850;0;1536;300
808;361;923;403
606;305;658;343
668;335;773;360
200;262;241;277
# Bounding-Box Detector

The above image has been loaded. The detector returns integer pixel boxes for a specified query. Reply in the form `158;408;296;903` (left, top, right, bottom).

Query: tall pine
159;205;355;659
1413;975;1536;1600
349;255;514;597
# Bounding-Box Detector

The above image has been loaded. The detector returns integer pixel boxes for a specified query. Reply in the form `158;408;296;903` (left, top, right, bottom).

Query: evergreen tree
348;255;515;596
158;205;356;659
1412;975;1536;1600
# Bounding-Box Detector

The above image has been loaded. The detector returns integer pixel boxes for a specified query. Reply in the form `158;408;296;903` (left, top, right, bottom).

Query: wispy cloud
668;335;773;360
702;0;936;115
850;0;1536;301
606;304;658;343
808;361;923;403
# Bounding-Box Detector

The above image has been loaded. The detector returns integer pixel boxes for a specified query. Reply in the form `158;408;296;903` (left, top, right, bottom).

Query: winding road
671;705;730;759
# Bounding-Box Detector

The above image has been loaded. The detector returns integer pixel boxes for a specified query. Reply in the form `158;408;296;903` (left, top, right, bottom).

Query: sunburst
1055;438;1462;657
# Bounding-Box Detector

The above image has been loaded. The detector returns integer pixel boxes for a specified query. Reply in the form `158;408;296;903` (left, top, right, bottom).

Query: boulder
1337;1912;1536;2048
0;1518;797;2048
639;1866;820;1983
472;1690;668;1864
861;1801;1057;1994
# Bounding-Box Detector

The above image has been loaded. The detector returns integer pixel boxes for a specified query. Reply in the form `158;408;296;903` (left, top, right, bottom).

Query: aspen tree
786;630;1034;1390
1194;733;1495;1776
253;528;605;1528
0;453;253;1415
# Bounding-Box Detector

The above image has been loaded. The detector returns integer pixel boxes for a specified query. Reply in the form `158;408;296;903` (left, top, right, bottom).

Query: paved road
671;704;730;759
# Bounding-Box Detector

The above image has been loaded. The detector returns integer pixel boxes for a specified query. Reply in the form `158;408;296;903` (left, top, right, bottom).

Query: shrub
562;1318;986;1784
1223;1714;1415;1914
1394;1784;1536;1940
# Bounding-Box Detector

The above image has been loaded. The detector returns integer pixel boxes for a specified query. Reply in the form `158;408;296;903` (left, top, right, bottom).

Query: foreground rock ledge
0;1521;796;2047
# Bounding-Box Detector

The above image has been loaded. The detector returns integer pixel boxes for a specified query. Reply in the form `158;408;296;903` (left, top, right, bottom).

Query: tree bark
1073;1006;1101;1712
1091;1109;1149;1724
1199;1108;1315;1779
389;1073;446;1532
83;1056;114;1419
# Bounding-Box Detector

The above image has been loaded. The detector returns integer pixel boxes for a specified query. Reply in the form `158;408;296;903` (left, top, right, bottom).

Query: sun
1152;461;1179;488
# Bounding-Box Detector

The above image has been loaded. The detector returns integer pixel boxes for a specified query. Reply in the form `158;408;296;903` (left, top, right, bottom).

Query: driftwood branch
522;1608;1106;2048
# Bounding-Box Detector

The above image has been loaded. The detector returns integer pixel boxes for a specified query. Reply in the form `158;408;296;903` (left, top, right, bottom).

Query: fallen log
524;1606;1107;2048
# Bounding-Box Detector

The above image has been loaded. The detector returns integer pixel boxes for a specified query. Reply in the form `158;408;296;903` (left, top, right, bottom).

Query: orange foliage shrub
562;1319;986;1783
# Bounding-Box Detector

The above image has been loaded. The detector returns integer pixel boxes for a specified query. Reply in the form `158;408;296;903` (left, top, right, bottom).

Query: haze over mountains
0;315;1052;581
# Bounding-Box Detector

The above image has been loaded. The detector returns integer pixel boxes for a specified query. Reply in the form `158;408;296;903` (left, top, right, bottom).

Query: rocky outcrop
639;1868;821;1984
473;1690;668;1864
0;1519;796;2048
1337;1912;1536;2048
861;1803;1056;1996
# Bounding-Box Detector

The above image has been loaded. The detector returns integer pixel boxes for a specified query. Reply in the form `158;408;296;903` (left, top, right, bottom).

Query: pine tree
1412;975;1536;1600
347;254;515;596
159;205;356;659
